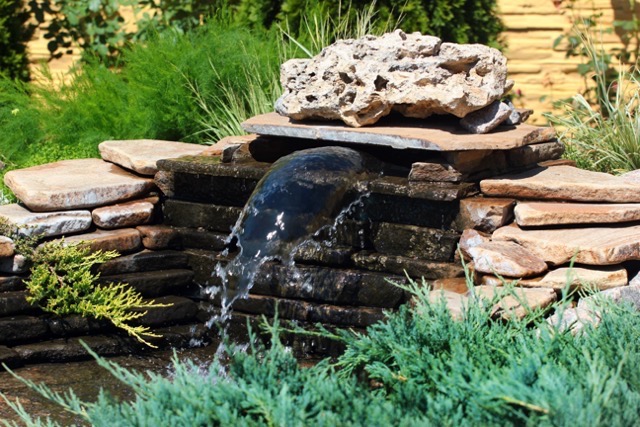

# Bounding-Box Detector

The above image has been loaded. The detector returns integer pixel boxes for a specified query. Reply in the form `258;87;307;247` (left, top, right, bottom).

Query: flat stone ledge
0;204;92;238
4;159;156;212
99;139;209;176
514;202;640;226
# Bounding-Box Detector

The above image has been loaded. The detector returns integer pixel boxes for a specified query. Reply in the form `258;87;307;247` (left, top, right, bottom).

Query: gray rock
0;254;28;274
459;100;511;134
0;203;92;238
276;30;510;127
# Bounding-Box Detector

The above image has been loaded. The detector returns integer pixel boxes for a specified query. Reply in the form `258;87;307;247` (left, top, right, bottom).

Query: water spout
214;146;380;318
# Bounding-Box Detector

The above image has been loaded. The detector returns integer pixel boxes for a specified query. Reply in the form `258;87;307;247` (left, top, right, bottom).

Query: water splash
212;146;380;321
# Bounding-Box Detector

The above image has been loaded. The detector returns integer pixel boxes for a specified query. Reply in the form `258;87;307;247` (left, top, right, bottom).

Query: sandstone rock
505;140;564;167
427;290;467;320
409;162;465;182
351;252;465;279
431;277;472;294
61;228;142;254
545;306;600;335
154;170;174;197
480;275;543;287
480;166;640;202
458;228;491;259
99;139;208;176
579;283;640;311
472;285;556;320
136;225;181;250
201;134;258;157
537;159;576;168
536;265;628;291
4;159;155;212
92;199;155;229
0;203;92;238
0;236;14;258
458;197;516;233
620;169;640;184
493;223;640;266
459;100;511;134
275;30;509;127
243;112;557;152
467;241;548;277
514;202;640;226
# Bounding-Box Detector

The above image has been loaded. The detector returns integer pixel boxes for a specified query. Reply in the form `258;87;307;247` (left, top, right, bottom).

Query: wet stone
162;200;241;233
62;228;142;254
292;242;354;267
233;294;385;328
134;296;197;327
99;269;195;298
172;173;258;207
12;335;128;363
0;345;20;368
0;291;36;316
0;276;24;292
175;228;228;251
359;193;460;229
92;200;155;229
0;204;92;238
184;249;224;288
250;263;406;308
97;249;188;276
157;156;269;180
46;315;111;337
372;222;459;261
0;316;48;345
99;139;208;176
457;197;516;233
352;252;464;280
369;176;478;202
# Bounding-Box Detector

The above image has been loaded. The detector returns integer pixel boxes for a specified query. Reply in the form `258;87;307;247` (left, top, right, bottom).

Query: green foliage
0;0;34;81
26;241;169;347
5;277;640;425
545;31;640;174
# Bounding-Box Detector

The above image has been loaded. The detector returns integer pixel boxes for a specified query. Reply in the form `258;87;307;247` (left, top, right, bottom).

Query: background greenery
0;0;34;81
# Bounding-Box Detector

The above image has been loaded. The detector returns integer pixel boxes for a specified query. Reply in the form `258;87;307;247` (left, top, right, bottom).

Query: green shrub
4;277;640;426
0;0;34;81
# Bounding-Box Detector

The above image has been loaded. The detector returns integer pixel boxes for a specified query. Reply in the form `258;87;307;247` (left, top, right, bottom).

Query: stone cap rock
4;159;155;212
99;139;208;176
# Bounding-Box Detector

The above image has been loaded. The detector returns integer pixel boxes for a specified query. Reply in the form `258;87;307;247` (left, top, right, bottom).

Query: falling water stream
211;146;382;324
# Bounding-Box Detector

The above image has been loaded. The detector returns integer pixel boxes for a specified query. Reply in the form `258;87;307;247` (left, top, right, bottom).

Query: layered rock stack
0;140;211;366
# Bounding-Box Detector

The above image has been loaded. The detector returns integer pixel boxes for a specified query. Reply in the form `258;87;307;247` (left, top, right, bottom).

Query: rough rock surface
472;285;556;320
459;100;511;134
458;228;491;259
99;140;207;176
514;201;640;226
493;223;640;266
62;228;142;254
480;166;640;202
275;30;510;127
0;203;92;237
0;237;14;258
537;265;627;291
467;241;548;277
458;197;516;233
4;159;155;212
92;199;155;229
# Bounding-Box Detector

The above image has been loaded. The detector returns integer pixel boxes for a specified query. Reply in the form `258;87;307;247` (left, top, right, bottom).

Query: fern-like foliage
26;241;170;348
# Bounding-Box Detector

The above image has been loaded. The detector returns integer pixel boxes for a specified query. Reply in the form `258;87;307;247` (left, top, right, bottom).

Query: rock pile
276;30;520;132
0;140;210;366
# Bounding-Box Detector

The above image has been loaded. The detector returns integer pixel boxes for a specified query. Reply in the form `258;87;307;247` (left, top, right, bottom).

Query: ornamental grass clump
26;241;169;348
545;31;640;174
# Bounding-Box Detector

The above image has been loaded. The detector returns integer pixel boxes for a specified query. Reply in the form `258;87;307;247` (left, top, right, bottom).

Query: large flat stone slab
99;140;208;176
62;228;142;254
242;112;556;152
0;203;92;237
467;241;548;278
493;223;640;266
4;159;155;212
480;166;640;202
514;202;640;226
537;265;628;291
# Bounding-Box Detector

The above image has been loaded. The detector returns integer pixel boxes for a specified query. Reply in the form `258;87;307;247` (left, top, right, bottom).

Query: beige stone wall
28;2;636;121
499;0;638;123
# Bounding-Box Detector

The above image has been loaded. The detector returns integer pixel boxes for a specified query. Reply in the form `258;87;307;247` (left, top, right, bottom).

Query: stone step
351;252;464;280
493;223;640;266
97;249;189;275
171;172;259;207
92;197;157;229
514;201;640;226
371;222;459;261
4;159;156;212
99;139;209;176
480;165;640;203
0;316;48;345
162;200;240;233
233;294;385;328
0;291;37;316
62;228;142;254
133;296;198;327
99;269;195;298
0;204;91;238
0;276;24;292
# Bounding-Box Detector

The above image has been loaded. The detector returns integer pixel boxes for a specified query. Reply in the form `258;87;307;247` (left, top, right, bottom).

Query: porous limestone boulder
275;30;510;127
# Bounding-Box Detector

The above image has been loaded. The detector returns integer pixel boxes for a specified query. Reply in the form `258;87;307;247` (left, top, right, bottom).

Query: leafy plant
0;0;35;81
26;241;169;347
